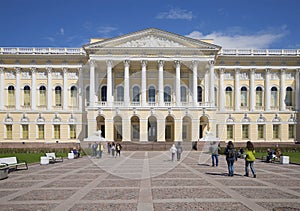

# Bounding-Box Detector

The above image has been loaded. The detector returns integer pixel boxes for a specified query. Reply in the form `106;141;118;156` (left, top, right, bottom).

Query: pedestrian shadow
205;172;244;177
197;163;210;166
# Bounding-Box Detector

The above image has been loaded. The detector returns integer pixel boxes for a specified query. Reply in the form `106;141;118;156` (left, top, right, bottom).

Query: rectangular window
258;125;264;139
227;125;233;139
288;124;294;139
182;125;187;139
273;124;280;139
242;125;249;139
54;125;60;139
6;125;12;139
22;125;29;139
24;90;30;106
40;89;46;106
70;125;76;139
38;125;44;139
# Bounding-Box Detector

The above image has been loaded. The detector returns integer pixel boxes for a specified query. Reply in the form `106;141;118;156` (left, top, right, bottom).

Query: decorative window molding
257;113;266;122
69;113;77;123
36;113;45;124
4;113;13;123
272;113;282;122
53;113;62;123
226;114;235;123
20;113;29;124
242;113;250;122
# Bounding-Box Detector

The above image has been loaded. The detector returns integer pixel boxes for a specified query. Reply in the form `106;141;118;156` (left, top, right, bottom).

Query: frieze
68;71;78;79
117;35;185;48
37;71;47;79
5;71;16;79
21;71;31;79
255;72;264;80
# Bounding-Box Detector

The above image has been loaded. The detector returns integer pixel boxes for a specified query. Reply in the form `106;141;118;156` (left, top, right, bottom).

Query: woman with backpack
224;141;237;176
244;141;256;178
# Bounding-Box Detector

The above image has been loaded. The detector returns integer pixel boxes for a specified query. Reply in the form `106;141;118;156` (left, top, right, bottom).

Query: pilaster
192;60;198;105
219;68;225;111
0;67;4;110
63;67;68;110
296;69;300;111
265;68;271;111
31;67;37;110
235;68;240;111
78;67;83;110
47;67;52;110
141;60;147;106
89;60;95;107
209;60;215;107
15;67;20;110
280;69;286;111
158;60;164;106
106;60;113;106
124;60;130;107
175;60;181;105
250;68;255;111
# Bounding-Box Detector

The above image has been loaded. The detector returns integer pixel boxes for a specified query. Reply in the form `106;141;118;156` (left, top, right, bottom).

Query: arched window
180;86;187;102
70;86;78;107
55;86;62;106
116;86;124;101
133;86;140;102
225;87;233;107
164;86;171;102
101;86;107;101
240;86;248;106
8;85;15;106
197;86;203;102
285;87;293;106
39;86;46;106
24;86;31;106
148;86;155;103
271;87;278;107
256;86;263;107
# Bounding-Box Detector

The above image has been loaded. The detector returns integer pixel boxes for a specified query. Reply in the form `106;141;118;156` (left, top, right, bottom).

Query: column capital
250;68;256;74
106;60;112;68
46;66;52;74
14;67;21;73
296;68;300;73
158;60;164;67
0;67;4;73
192;60;199;67
209;60;215;65
174;60;181;68
266;68;272;73
30;67;36;73
281;68;286;73
124;60;130;67
235;68;240;74
219;68;225;74
62;67;68;74
141;60;147;67
89;59;95;67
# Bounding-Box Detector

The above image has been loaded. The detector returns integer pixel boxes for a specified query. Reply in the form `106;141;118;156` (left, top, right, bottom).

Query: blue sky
0;0;299;49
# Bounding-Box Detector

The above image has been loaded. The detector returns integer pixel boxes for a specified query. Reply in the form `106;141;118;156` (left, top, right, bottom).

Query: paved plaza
0;151;300;211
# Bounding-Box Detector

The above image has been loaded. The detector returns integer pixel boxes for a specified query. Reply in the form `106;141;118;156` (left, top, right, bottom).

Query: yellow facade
0;28;299;145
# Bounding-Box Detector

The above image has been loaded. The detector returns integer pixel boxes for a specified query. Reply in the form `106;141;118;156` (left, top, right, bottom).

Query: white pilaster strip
124;60;130;106
175;60;181;105
296;69;300;111
63;67;68;110
141;60;147;106
250;68;255;111
89;60;95;107
219;69;225;111
158;60;164;106
0;68;4;110
192;61;198;106
78;67;83;110
31;67;36;110
265;68;271;111
235;68;240;111
209;60;215;107
47;67;52;110
106;60;113;106
15;67;20;110
280;69;286;111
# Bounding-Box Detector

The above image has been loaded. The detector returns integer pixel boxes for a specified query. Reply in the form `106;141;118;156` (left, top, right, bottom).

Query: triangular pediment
84;28;221;51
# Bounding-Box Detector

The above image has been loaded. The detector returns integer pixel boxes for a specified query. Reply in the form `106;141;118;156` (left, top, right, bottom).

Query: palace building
0;28;299;144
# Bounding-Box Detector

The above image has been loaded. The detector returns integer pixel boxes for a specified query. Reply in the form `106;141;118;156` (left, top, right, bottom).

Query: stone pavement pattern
0;151;300;211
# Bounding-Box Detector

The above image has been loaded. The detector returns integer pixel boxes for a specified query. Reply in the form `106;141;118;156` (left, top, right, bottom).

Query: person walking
97;142;104;158
210;141;220;167
224;141;237;176
116;143;122;157
244;141;256;178
92;142;98;157
176;142;183;161
111;142;116;158
170;144;177;162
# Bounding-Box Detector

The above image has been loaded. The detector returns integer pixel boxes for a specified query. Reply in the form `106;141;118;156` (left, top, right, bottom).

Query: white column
219;68;225;111
78;67;83;110
280;69;286;111
158;60;164;106
204;70;209;103
175;60;181;105
250;68;255;111
192;60;198;105
0;67;4;110
47;67;52;110
15;67;20;110
209;60;215;107
31;67;37;110
296;69;300;111
124;60;130;106
63;67;68;110
141;60;147;106
106;60;113;106
235;68;240;111
89;60;95;107
265;68;271;111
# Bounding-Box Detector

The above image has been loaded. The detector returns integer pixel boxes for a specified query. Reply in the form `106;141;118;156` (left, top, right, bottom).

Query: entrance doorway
114;116;122;141
200;116;209;139
148;116;157;142
182;116;191;141
131;116;140;141
165;116;174;142
96;116;105;138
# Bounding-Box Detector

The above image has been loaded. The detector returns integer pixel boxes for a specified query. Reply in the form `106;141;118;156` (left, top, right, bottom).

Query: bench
0;157;28;171
45;153;63;163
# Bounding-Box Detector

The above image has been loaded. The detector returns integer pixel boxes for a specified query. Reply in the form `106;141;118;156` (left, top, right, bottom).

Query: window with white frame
285;87;293;106
55;86;62;106
273;124;280;139
197;86;203;102
24;85;31;106
164;86;171;102
225;87;233;107
148;86;155;103
256;86;263;106
116;86;124;101
22;124;29;139
70;86;78;107
101;86;107;101
70;125;76;139
257;124;264;139
227;125;233;139
133;86;140;102
242;124;249;139
180;86;187;102
288;124;294;139
54;125;60;139
6;124;12;139
271;87;278;107
8;86;15;106
240;86;248;106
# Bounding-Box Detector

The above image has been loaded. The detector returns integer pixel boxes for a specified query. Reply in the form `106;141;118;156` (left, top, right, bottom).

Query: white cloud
186;31;285;49
97;26;118;36
60;28;64;36
156;8;193;20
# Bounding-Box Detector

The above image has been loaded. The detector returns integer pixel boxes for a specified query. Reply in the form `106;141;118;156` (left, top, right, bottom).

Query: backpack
228;148;235;158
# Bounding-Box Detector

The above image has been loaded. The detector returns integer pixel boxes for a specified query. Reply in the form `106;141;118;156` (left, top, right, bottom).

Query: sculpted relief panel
117;35;185;48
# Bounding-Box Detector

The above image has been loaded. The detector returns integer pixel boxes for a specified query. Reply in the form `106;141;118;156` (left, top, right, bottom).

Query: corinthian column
89;60;95;107
209;60;215;106
141;60;147;106
265;69;271;111
192;60;198;105
78;67;83;110
250;68;255;111
219;68;225;111
235;68;240;111
106;60;113;106
0;67;4;110
124;60;130;106
47;67;52;110
15;67;20;110
280;69;286;111
175;60;181;105
63;67;68;110
31;67;37;110
296;69;300;111
158;60;164;106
